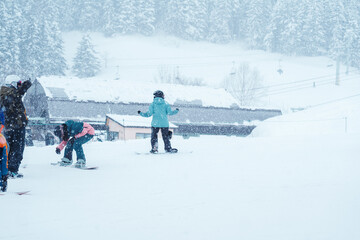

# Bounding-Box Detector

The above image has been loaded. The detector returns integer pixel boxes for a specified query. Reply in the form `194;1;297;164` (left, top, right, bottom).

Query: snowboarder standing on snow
54;120;95;168
138;90;179;153
0;75;32;178
0;109;8;192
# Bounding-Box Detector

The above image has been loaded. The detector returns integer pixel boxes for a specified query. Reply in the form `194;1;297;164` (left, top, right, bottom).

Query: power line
253;75;359;98
265;117;345;123
110;52;266;61
309;93;360;108
249;70;358;91
226;73;359;98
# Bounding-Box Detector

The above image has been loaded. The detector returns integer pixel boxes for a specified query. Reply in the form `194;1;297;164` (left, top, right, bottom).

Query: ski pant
64;134;94;161
151;127;171;151
5;127;25;173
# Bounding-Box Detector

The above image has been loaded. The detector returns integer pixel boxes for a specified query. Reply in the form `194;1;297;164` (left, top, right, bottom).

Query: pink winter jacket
56;122;95;151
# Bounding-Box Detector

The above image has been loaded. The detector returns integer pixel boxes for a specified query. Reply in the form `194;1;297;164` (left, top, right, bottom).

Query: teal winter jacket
140;97;179;127
65;120;84;137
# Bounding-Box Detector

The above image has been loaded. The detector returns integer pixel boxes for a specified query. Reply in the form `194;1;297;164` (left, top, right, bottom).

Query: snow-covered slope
63;32;360;110
250;96;360;137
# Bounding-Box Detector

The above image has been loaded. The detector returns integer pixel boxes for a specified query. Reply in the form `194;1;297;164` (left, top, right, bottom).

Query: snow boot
150;143;158;154
59;157;72;166
8;171;24;179
75;159;86;169
165;148;178;153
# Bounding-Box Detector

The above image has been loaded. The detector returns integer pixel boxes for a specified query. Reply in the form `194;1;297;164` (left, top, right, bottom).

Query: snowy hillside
250;96;360;137
62;32;360;110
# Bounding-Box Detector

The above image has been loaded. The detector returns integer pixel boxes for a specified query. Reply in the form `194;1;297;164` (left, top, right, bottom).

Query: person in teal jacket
54;120;95;168
138;90;179;153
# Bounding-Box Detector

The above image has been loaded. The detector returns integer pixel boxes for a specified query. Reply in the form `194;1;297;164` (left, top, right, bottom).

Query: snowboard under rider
54;120;95;168
138;90;179;153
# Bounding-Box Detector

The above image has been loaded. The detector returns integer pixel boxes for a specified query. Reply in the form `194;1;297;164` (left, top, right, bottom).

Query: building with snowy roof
23;77;281;142
105;114;178;141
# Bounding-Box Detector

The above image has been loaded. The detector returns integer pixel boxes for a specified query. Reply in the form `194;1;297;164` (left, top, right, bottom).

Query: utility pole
115;65;120;80
346;47;350;75
335;58;340;86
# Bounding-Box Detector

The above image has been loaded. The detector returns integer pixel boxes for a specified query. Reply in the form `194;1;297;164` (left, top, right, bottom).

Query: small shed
106;114;178;141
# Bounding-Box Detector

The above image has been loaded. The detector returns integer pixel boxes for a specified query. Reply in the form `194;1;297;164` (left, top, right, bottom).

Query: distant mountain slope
62;32;360;110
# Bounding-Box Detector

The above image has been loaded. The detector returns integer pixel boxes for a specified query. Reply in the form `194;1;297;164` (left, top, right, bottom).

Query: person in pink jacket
54;120;95;168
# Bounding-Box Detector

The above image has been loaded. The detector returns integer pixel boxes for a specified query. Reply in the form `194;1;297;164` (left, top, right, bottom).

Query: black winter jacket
0;80;32;129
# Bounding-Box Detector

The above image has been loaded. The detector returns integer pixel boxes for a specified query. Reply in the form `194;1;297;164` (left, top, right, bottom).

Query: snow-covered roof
37;76;240;108
24;78;282;127
107;114;178;128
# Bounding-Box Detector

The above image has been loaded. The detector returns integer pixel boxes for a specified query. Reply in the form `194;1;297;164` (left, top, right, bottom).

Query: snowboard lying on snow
0;191;31;196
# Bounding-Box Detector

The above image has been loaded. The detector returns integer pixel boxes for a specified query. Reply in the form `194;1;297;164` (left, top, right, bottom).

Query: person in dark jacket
0;109;8;192
0;75;32;178
138;90;179;153
54;120;95;168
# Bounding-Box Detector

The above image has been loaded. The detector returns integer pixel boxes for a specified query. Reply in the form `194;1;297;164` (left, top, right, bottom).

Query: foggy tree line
1;0;360;79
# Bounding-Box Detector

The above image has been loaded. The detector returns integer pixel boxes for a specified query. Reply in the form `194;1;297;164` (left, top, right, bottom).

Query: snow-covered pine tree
102;0;117;37
279;0;305;55
328;1;347;61
47;1;67;75
164;0;188;38
245;0;273;50
0;1;11;80
28;0;67;77
3;0;22;77
136;0;156;36
45;22;67;76
72;34;101;78
154;0;167;31
264;0;300;54
227;0;242;40
300;0;327;56
77;0;102;32
186;0;208;40
117;0;137;34
56;0;78;31
343;0;360;68
207;0;232;43
18;0;43;79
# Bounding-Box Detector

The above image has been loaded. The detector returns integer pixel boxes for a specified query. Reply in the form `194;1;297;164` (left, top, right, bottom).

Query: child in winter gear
0;110;8;192
138;90;179;153
0;75;32;178
54;120;95;168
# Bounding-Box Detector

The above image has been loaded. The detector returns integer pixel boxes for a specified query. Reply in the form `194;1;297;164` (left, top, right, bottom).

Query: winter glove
137;110;141;114
68;137;75;145
55;148;61;154
18;79;32;95
22;80;32;89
